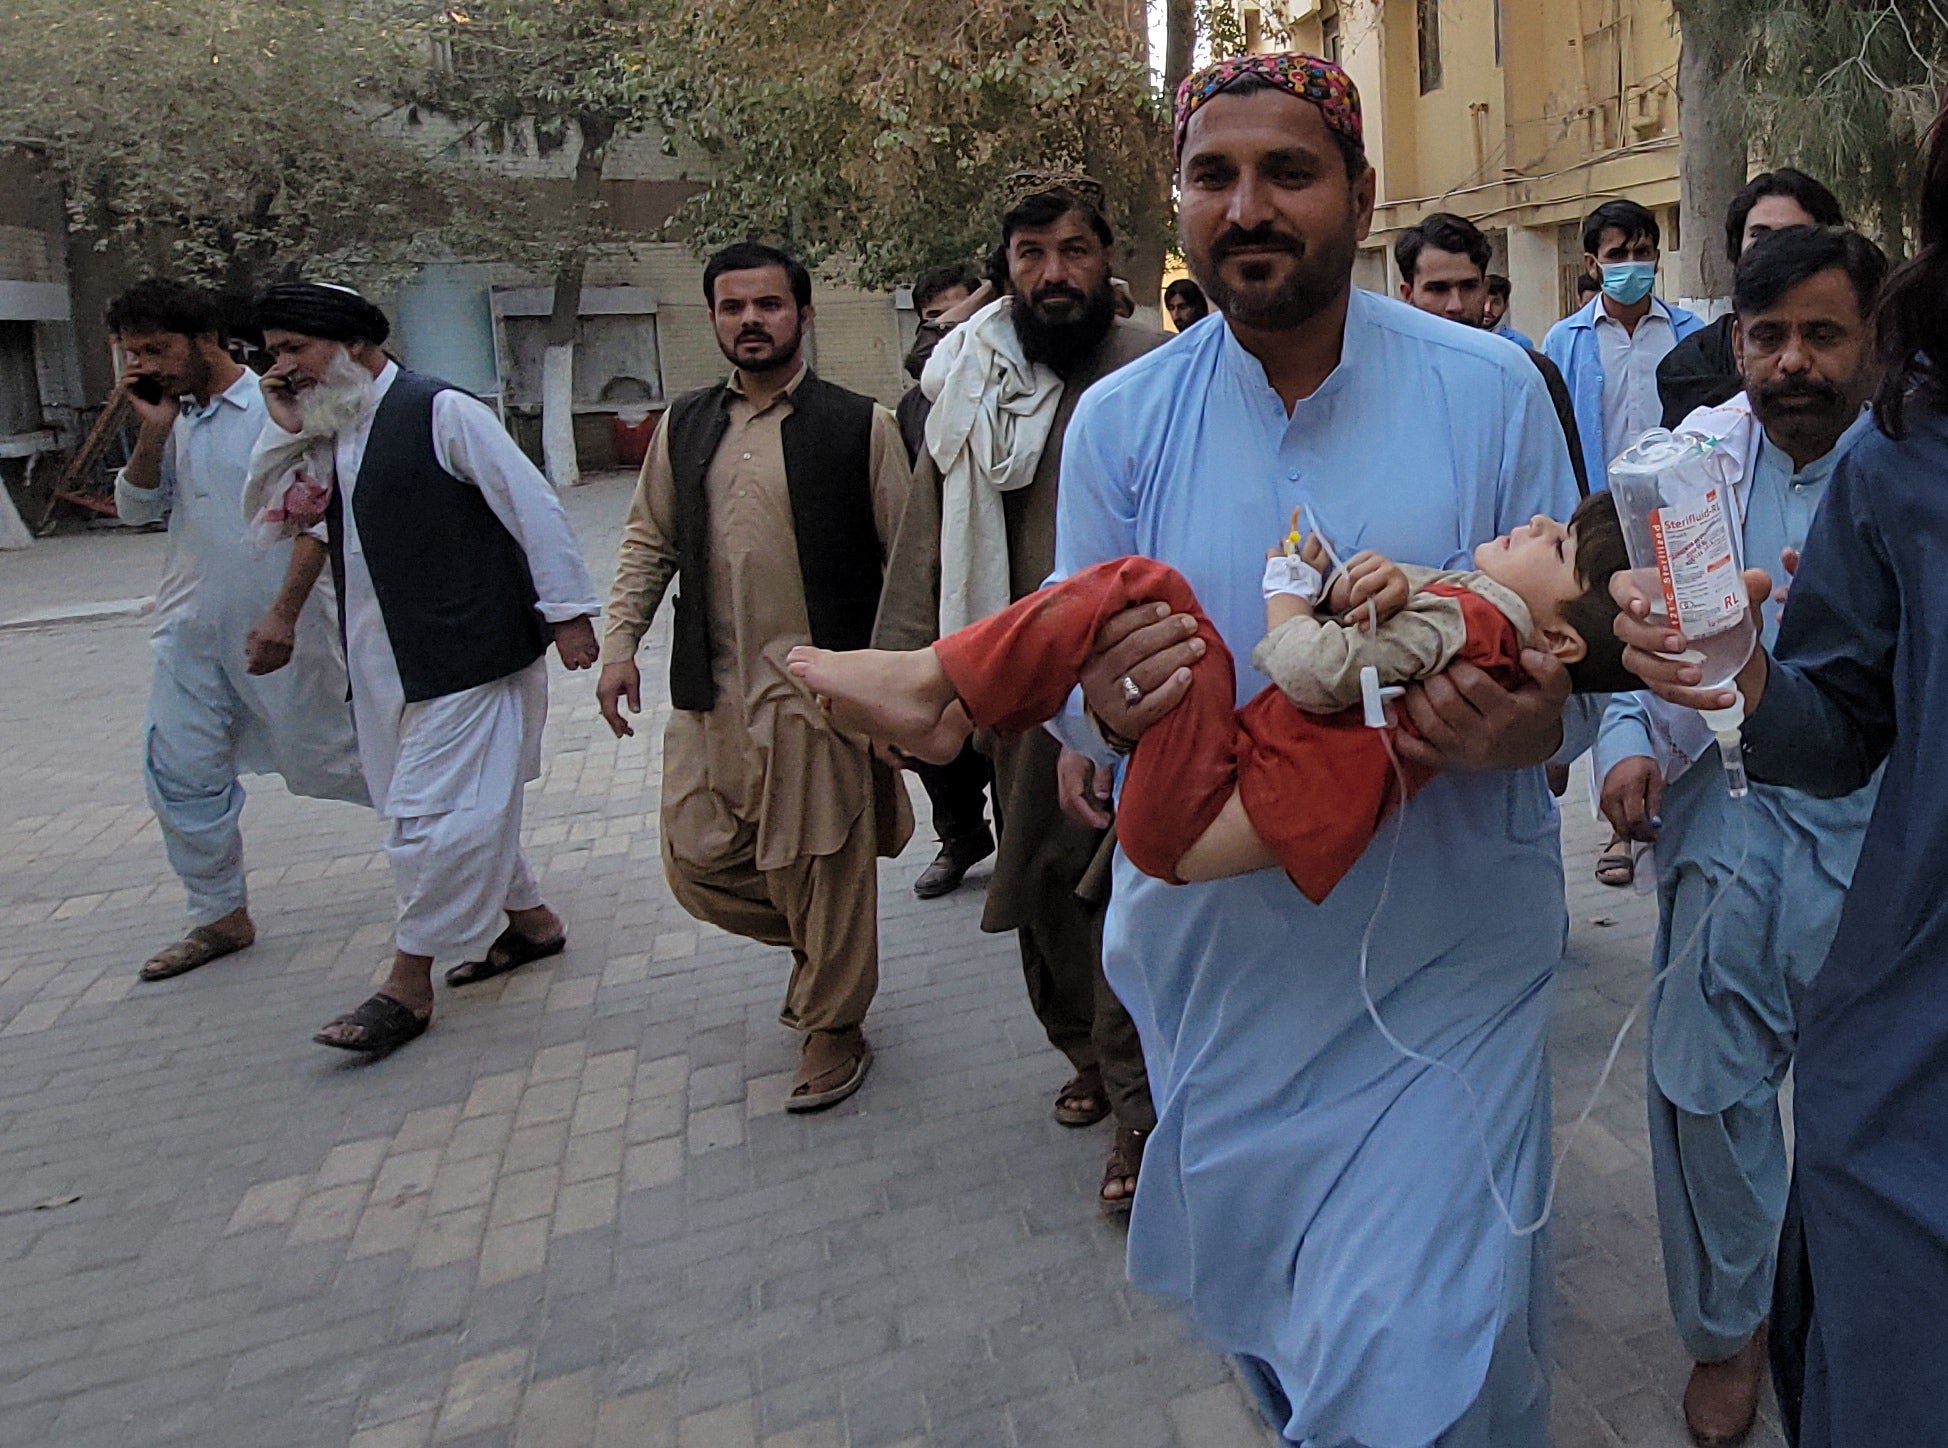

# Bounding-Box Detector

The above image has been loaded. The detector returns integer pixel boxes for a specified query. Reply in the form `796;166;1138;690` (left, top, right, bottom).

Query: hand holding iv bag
1607;429;1755;796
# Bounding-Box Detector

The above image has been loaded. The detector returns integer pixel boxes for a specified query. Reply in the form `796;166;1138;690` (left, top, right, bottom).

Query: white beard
242;346;375;539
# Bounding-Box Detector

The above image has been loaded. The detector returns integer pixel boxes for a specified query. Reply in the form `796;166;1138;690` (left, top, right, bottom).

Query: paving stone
0;489;1691;1448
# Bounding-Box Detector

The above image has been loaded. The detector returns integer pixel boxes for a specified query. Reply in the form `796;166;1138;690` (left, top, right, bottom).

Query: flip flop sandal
1054;1067;1112;1127
314;994;431;1055
1099;1126;1148;1217
787;1032;873;1113
1594;848;1637;888
139;924;254;982
443;926;567;987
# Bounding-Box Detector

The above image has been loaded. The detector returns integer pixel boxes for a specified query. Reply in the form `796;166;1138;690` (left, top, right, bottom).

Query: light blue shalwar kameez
115;372;366;926
1050;291;1584;1448
1592;404;1877;1364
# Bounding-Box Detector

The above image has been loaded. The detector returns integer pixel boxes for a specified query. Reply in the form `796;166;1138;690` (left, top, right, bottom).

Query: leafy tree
393;0;667;485
0;0;521;290
647;0;1170;296
1681;0;1947;258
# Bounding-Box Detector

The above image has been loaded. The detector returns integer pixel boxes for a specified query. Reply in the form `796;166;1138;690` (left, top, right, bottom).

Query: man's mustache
1211;225;1303;265
1030;283;1087;308
736;327;772;343
1757;376;1846;409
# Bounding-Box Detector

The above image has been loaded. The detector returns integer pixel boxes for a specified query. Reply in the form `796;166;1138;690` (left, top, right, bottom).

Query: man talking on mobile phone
108;279;368;984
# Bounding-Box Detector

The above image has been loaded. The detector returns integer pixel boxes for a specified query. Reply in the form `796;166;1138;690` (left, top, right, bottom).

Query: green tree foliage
648;0;1167;288
1681;0;1947;254
0;0;524;288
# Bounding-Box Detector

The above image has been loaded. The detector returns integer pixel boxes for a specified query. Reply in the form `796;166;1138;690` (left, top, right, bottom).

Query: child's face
1473;515;1586;642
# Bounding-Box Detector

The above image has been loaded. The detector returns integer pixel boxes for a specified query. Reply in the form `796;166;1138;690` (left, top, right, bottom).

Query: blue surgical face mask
1600;261;1657;305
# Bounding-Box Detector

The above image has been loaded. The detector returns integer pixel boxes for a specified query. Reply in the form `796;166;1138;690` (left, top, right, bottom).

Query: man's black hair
106;278;222;340
1724;168;1844;264
703;242;812;309
1394;212;1490;283
999;188;1113;252
1198;72;1368;181
1582;199;1660;259
1733;225;1888;320
1561;490;1635;695
1485;273;1512;300
1575;272;1601;298
912;264;980;316
1163;278;1209;318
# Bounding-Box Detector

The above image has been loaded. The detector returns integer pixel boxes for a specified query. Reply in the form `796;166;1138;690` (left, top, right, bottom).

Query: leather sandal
788;1027;873;1113
313;994;431;1055
1055;1066;1111;1127
1683;1323;1768;1447
1100;1126;1148;1216
444;925;567;986
139;919;255;981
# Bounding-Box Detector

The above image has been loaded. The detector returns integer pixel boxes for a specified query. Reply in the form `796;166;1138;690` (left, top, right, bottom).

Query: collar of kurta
1215;286;1367;414
726;358;810;409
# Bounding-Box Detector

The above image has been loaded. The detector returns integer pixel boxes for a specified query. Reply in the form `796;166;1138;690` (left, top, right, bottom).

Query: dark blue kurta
1736;404;1948;1447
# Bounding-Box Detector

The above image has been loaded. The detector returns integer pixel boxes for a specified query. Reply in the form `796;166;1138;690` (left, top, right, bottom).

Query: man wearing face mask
876;174;1164;1211
1593;225;1886;1446
599;243;914;1112
1544;199;1705;487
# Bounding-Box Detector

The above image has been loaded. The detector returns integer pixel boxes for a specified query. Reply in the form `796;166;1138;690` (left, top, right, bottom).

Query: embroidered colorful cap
1000;168;1108;215
1172;52;1364;162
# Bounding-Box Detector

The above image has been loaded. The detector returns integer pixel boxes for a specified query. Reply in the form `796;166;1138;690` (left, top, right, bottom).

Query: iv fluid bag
1607;429;1756;689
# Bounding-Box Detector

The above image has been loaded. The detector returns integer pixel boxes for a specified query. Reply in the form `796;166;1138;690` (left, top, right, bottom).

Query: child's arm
1251;581;1471;713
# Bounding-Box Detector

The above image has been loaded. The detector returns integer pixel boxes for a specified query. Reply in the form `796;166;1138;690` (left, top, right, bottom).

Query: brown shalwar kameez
603;365;913;1032
875;319;1162;1131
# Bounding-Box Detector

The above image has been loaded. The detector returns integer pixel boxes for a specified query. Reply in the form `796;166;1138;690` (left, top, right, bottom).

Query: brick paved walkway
0;478;1783;1447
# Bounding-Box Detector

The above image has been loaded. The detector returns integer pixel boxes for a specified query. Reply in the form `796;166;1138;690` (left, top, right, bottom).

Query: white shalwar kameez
117;369;366;927
321;362;598;961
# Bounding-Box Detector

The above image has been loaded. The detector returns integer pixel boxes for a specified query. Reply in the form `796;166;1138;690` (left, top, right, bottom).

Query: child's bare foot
785;645;972;763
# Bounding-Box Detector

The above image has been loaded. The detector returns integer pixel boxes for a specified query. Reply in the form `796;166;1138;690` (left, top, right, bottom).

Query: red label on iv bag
1648;488;1745;640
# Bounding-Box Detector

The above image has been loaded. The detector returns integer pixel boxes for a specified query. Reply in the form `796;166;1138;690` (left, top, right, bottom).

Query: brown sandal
138;921;255;981
788;1027;873;1113
1099;1126;1147;1215
1055;1066;1111;1127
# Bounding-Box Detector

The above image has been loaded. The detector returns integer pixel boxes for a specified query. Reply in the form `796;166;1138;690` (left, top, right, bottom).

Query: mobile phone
128;376;167;405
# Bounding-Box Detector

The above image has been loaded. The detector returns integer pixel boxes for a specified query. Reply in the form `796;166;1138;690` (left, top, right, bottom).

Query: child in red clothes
788;491;1632;903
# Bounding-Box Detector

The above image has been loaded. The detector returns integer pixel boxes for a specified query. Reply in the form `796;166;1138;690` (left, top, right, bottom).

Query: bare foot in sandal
139;906;255;981
1594;831;1637;888
316;950;435;1052
1100;1126;1147;1215
784;645;973;764
1055;1066;1111;1127
788;1026;873;1113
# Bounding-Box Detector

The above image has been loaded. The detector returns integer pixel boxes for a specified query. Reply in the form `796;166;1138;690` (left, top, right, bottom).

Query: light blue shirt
1050;289;1580;1446
116;368;286;656
1494;319;1535;351
1543;294;1705;489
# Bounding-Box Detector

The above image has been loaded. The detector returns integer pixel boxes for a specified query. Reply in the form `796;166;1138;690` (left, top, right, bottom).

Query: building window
1321;10;1342;64
1493;0;1503;65
1417;0;1443;93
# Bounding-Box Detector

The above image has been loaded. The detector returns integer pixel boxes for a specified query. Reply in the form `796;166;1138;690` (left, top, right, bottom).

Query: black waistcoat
325;370;547;704
662;371;881;712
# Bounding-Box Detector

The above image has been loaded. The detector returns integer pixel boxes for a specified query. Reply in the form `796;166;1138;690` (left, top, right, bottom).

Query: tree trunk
1117;0;1198;315
1674;8;1746;312
541;116;614;488
1164;0;1196;95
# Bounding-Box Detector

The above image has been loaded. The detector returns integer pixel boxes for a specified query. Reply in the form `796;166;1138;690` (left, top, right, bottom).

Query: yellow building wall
1253;0;1683;339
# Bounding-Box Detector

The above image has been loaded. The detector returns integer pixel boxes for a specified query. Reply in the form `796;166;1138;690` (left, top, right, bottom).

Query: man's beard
1010;278;1116;374
1190;212;1360;331
1752;373;1856;449
291;347;375;441
719;323;803;375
